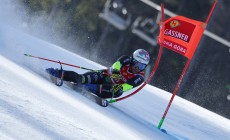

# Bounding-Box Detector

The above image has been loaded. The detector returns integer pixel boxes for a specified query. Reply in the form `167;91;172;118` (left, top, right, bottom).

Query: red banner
158;16;206;59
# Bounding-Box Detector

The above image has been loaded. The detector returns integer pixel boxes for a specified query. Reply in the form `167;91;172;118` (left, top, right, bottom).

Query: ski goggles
131;60;147;71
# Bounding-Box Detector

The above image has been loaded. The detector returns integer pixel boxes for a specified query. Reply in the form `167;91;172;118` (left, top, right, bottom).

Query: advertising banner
158;16;206;59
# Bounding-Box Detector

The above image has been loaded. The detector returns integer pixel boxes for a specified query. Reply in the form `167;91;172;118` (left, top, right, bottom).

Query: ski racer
46;49;150;99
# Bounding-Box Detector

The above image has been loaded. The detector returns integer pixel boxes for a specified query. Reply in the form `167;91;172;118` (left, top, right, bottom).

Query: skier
46;49;150;99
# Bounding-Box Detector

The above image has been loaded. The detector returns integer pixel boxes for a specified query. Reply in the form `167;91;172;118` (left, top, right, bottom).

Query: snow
0;2;230;140
0;24;173;140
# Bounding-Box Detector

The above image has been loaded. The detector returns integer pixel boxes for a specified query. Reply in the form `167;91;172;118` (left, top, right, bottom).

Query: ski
65;82;109;107
45;69;109;107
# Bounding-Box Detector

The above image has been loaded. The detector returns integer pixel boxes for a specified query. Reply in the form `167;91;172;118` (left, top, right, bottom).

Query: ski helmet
131;49;150;71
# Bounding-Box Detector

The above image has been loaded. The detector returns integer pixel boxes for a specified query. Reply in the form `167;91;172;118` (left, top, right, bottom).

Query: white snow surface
0;9;230;140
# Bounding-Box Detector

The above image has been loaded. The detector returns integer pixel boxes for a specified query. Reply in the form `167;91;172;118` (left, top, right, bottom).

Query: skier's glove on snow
110;84;123;95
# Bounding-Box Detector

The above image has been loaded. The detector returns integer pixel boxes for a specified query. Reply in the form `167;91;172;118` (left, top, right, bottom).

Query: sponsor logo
164;19;196;43
93;73;98;81
134;78;141;84
170;20;180;28
164;29;189;42
122;72;127;76
136;55;147;62
139;50;150;61
163;39;187;55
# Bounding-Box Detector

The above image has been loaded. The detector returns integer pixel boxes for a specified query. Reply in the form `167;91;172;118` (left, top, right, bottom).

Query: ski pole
24;54;100;72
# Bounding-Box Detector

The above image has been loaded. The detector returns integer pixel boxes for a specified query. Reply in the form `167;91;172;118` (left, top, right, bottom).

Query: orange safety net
158;16;206;59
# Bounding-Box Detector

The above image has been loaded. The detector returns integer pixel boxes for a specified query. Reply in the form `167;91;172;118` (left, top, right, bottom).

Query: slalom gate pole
109;3;165;103
24;54;99;72
157;59;191;129
157;0;217;129
205;0;217;24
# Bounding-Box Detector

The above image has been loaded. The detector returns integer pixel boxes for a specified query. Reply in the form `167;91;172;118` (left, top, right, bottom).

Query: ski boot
46;68;61;77
46;68;63;86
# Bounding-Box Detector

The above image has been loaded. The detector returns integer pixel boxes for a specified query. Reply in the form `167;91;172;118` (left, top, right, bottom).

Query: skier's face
130;60;146;73
130;65;141;74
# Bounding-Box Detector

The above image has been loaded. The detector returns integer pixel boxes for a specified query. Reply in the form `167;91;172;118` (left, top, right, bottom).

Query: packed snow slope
0;24;230;140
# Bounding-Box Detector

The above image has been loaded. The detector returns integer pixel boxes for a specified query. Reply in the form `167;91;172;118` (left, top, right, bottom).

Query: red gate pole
157;0;217;129
157;59;191;129
205;0;217;24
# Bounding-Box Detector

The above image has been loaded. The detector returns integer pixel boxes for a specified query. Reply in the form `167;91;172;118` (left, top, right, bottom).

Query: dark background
19;0;230;119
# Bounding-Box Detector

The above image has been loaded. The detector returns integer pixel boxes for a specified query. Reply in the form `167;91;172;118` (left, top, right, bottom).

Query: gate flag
157;1;217;129
158;16;206;59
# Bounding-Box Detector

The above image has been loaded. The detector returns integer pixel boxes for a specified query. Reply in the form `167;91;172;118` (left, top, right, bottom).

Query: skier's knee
113;89;123;98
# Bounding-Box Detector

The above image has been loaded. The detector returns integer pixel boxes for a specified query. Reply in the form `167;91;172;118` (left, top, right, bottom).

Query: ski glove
110;84;123;95
111;69;122;81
